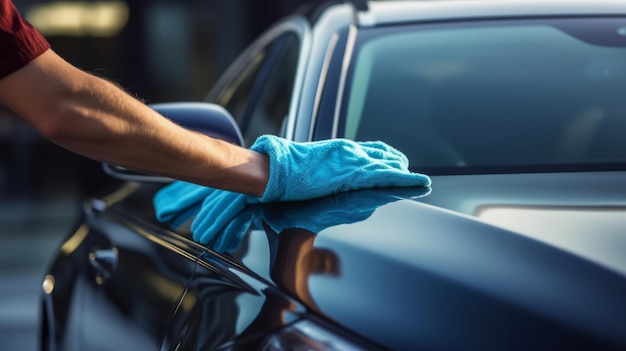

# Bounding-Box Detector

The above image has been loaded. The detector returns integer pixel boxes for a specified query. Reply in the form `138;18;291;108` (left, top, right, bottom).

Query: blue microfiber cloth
252;135;430;202
153;181;213;226
154;135;431;244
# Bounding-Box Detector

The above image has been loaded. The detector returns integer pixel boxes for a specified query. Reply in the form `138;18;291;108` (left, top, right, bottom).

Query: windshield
341;18;626;174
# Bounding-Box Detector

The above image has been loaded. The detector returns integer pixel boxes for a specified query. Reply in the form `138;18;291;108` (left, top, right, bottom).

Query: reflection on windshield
344;18;626;173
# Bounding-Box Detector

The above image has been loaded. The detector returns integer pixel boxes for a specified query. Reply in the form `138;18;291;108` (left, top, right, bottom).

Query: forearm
0;50;269;196
61;100;270;196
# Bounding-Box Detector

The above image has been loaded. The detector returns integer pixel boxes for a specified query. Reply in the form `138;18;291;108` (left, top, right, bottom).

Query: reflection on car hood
421;171;626;277
218;171;626;350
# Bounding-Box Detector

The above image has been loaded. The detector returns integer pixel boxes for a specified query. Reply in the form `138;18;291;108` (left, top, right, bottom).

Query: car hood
211;171;626;350
420;171;626;277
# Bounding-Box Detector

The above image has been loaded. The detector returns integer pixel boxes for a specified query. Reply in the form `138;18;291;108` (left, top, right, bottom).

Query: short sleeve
0;0;50;79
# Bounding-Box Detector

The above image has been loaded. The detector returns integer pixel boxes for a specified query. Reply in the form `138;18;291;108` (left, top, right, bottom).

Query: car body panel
420;171;626;277
205;172;626;350
159;250;310;350
41;185;200;350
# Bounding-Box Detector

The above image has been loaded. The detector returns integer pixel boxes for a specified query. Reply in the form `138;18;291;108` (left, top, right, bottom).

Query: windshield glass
341;18;626;174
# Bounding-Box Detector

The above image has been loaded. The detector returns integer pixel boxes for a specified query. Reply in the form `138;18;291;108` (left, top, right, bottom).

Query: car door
159;215;310;351
41;183;202;351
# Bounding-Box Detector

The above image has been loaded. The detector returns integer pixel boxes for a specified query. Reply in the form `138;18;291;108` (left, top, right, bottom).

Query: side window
215;32;300;146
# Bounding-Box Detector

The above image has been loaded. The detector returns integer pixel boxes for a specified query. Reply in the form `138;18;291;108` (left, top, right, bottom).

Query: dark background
0;1;317;349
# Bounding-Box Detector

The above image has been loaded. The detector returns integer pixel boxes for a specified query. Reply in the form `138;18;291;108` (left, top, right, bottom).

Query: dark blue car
41;1;626;350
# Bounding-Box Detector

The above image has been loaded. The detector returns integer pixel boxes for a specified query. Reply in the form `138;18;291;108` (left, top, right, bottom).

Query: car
40;0;626;350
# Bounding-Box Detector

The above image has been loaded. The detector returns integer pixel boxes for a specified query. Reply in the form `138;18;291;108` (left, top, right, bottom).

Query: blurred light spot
42;274;55;295
25;1;129;37
180;291;197;312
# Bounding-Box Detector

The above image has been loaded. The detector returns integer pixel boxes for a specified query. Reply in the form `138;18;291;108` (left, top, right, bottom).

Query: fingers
358;140;406;159
363;157;408;171
368;169;432;188
341;163;431;189
357;141;409;169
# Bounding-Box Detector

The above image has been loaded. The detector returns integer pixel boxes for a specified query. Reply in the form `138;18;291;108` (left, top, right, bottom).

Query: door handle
89;247;119;284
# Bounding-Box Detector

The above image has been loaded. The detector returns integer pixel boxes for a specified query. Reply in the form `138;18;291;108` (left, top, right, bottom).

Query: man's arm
0;49;270;196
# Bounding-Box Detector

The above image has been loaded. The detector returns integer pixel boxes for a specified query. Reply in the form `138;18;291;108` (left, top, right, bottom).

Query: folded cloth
154;135;431;244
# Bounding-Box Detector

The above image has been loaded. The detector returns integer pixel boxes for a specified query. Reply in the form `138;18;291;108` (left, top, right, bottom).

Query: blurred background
0;0;317;349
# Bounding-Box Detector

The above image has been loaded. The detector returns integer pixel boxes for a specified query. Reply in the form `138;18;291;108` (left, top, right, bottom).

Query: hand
250;135;431;202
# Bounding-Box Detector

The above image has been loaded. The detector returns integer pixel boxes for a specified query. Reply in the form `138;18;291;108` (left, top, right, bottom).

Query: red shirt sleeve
0;0;50;79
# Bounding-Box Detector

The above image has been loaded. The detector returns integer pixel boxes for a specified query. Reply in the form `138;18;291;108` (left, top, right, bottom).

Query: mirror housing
102;102;244;182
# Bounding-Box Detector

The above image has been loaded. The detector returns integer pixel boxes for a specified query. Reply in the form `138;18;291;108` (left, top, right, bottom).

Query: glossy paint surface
42;199;200;350
205;172;626;350
44;170;626;350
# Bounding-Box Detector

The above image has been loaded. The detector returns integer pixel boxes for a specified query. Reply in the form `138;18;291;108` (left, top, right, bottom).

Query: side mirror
102;102;244;182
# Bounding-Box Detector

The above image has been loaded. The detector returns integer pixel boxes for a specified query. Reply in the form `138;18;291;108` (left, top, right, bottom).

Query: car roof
358;0;626;27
